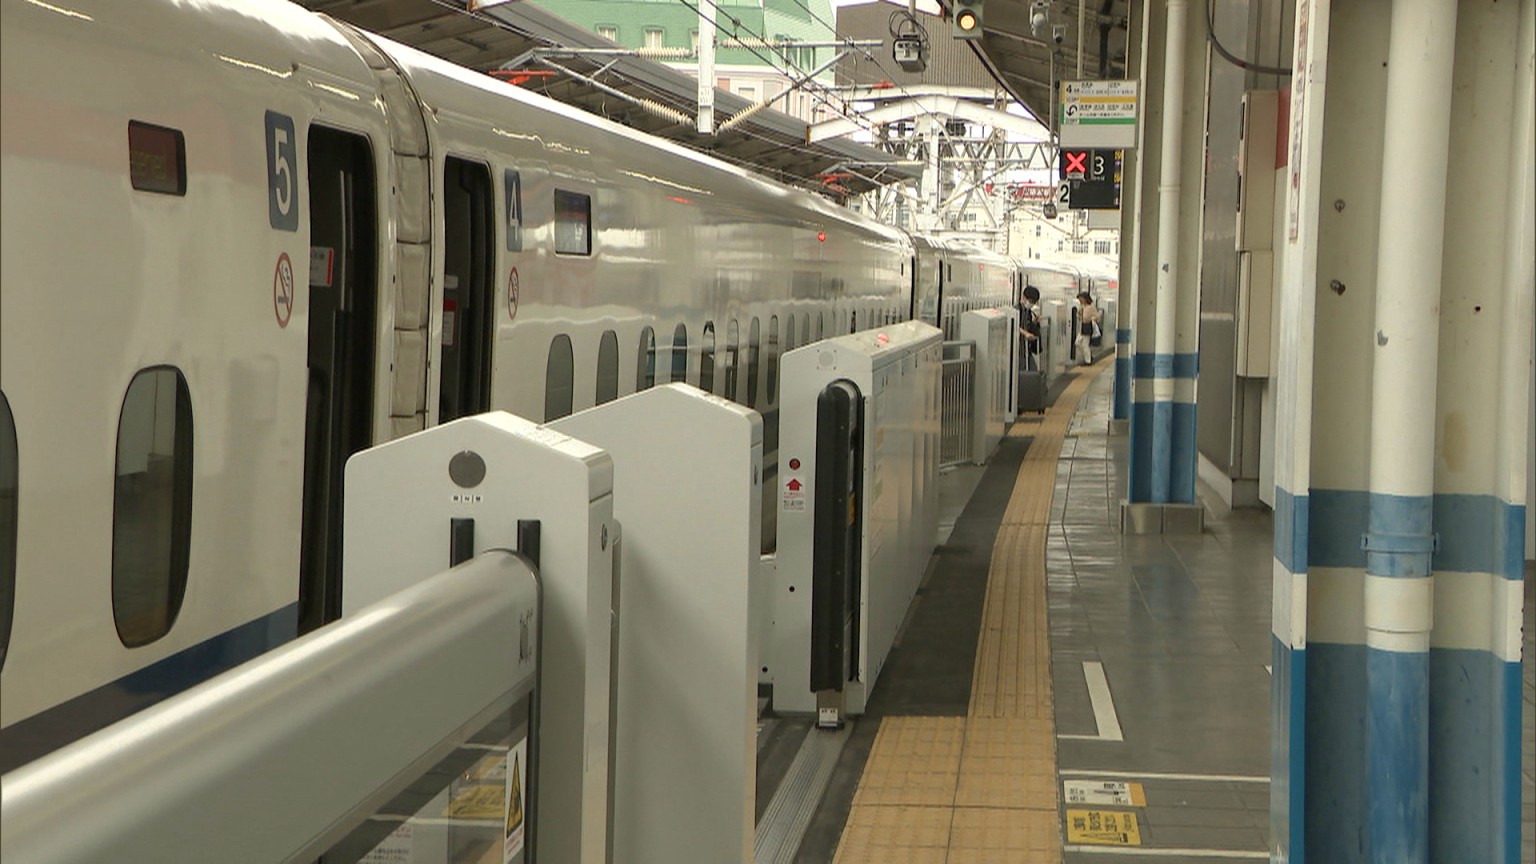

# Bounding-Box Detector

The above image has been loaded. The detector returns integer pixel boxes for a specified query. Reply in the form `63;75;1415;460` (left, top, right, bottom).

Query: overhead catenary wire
434;0;904;195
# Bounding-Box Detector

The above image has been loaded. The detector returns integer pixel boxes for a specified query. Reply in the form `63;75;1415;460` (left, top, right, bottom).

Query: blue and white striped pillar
1129;353;1198;504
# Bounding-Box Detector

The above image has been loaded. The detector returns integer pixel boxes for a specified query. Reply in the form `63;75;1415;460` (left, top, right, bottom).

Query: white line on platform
1059;660;1124;742
1059;768;1269;783
1062;845;1268;858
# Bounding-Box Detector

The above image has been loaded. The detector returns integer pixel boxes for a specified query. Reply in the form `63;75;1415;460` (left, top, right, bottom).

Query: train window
504;170;523;252
815;313;824;340
545;335;575;421
128;121;186;196
112;367;194;648
785;315;797;353
745;318;761;407
0;391;15;669
670;324;688;383
850;310;857;334
440;157;496;423
802;314;811;344
765;316;780;404
724;320;740;401
553;190;591;256
700;322;717;393
596;330;620;404
637;326;657;391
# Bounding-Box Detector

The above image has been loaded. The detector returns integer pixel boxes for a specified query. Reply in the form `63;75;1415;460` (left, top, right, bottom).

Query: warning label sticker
1064;779;1146;807
783;476;806;512
504;737;527;861
1066;809;1141;846
444;784;503;820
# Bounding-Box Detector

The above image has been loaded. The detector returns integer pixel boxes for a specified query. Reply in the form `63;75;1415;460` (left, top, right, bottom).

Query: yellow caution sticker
444;784;504;820
1063;779;1147;807
1066;809;1142;846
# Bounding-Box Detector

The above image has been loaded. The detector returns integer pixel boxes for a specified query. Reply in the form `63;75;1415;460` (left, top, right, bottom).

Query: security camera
1030;11;1047;33
1052;24;1066;45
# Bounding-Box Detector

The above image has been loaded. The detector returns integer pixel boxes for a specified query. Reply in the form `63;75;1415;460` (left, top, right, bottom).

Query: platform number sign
265;111;299;232
1057;147;1122;210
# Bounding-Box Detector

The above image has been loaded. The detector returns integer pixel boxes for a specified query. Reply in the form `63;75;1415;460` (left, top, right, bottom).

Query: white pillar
1149;0;1188;502
1363;1;1459;861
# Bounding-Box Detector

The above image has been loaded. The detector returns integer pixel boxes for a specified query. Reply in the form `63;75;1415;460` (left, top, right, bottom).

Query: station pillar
1120;0;1206;533
1270;0;1534;861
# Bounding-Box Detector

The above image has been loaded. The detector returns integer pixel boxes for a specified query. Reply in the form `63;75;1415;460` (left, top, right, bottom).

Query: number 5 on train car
265;110;298;232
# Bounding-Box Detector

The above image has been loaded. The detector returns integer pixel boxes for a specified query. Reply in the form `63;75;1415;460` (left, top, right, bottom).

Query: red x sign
1063;150;1088;174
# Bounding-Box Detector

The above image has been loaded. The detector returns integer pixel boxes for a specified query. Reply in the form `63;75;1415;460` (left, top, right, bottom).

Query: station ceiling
300;0;923;197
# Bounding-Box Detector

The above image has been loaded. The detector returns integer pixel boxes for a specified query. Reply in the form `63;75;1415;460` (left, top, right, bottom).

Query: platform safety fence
940;340;976;467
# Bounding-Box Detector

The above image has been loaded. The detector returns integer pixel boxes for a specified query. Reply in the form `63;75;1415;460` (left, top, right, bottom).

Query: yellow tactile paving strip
835;365;1107;863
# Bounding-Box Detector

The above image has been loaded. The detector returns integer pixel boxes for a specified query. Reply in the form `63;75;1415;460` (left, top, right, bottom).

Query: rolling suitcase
1018;368;1046;414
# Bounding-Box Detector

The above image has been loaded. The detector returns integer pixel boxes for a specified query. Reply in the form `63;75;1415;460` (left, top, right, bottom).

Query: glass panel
544;335;574;421
765;315;780;404
553;190;591;256
323;696;533;864
0;391;15;669
670;323;688;383
699;322;716;393
785;315;797;352
112;367;193;648
637;326;656;391
596;330;620;404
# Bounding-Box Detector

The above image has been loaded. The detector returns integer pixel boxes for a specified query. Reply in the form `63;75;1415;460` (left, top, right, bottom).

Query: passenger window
545;336;574;421
850;310;857;334
785;315;797;353
554;190;591;256
765;316;780;404
596;330;620;404
637;326;656;391
815;313;825;340
802;314;811;344
746;318;761;407
128;121;186;196
0;391;15;669
504;170;523;252
671;323;688;383
112;367;194;648
724;320;740;401
700;322;717;393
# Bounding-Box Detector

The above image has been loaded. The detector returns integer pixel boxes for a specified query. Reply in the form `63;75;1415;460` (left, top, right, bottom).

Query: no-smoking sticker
273;252;294;328
507;267;520;321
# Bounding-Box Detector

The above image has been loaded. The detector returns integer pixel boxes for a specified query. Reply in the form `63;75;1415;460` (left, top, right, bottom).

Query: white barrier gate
550;384;761;864
345;413;616;864
768;322;943;722
959;308;1014;464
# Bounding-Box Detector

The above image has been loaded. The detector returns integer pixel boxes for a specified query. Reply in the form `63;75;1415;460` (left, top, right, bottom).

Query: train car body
0;0;928;768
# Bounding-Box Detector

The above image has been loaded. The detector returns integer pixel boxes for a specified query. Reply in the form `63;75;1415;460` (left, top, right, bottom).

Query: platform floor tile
947;807;1062;863
850;717;965;808
831;805;954;864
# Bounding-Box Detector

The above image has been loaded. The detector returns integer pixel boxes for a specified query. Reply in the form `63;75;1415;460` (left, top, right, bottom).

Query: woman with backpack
1075;291;1101;365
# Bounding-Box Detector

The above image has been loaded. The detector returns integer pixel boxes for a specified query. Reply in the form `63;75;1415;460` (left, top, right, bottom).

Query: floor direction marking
1062;846;1268;858
1064;779;1146;806
1065;809;1141;845
1059;661;1124;741
1059;768;1269;784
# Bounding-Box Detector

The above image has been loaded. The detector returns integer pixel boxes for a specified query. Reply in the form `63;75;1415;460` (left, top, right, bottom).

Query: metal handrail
941;340;977;467
1;552;540;864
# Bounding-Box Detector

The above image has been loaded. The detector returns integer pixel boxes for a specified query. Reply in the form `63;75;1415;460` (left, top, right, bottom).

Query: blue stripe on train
0;603;298;774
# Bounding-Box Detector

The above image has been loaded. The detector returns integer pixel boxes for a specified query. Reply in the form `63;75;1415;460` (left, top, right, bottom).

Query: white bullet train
0;0;1080;770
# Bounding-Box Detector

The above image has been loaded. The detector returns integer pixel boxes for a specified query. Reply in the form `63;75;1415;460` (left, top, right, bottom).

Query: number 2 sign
265;111;298;232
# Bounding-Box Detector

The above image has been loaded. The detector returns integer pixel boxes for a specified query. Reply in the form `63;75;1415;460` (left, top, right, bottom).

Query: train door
438;157;495;422
298;128;379;634
908;255;918;322
935;257;945;336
